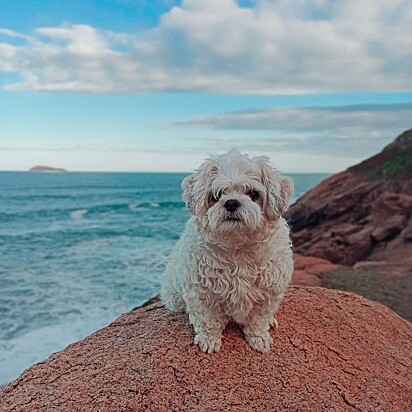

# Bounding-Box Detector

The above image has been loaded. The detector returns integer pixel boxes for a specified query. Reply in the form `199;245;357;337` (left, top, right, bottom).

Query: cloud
0;29;27;39
0;43;17;72
171;104;412;131
170;103;412;156
0;0;411;93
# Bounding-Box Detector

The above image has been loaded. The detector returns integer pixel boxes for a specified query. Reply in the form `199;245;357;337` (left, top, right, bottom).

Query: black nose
224;199;240;212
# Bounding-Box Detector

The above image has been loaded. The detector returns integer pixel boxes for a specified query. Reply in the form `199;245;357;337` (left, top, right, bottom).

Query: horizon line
0;169;332;175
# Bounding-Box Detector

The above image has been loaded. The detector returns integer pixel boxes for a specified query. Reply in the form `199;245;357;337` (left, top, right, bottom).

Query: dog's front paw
245;333;273;353
269;316;278;328
194;333;222;354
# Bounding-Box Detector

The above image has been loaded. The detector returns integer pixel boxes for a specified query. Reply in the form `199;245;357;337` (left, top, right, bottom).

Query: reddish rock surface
287;129;412;266
1;287;411;412
292;253;340;286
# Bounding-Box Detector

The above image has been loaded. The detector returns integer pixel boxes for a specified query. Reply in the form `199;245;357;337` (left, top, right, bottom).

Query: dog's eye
248;191;260;202
209;193;220;203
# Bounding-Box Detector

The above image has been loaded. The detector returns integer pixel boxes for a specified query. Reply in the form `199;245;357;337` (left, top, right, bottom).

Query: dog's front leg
188;308;227;354
242;314;274;353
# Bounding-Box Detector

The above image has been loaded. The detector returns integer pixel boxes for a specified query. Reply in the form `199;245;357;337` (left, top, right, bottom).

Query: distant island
29;165;67;173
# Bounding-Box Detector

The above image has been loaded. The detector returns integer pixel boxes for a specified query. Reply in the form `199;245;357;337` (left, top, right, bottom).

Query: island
29;165;67;173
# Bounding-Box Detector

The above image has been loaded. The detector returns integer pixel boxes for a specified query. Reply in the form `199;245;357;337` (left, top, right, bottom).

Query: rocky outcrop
292;253;340;286
287;129;412;265
1;287;411;411
29;165;67;172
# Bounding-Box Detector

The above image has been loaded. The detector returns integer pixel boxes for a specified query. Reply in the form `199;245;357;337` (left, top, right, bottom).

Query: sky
0;0;411;173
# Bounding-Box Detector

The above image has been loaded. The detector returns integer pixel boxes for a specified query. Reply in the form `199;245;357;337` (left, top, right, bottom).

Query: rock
291;253;340;287
293;254;334;270
287;129;412;266
134;295;161;309
401;218;412;241
291;270;322;286
1;287;411;411
371;214;406;242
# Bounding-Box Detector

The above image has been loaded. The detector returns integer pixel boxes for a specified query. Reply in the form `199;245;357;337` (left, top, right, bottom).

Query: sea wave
127;201;183;211
0;200;185;221
69;209;88;220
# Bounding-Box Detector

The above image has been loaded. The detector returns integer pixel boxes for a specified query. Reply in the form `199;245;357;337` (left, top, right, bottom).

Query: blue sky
0;0;411;172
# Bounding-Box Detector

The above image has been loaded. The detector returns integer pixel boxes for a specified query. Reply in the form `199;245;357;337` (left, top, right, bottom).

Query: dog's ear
280;176;294;206
182;158;218;215
182;174;196;214
254;156;294;220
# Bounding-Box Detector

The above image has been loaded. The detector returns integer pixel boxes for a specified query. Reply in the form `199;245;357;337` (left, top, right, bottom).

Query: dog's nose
224;199;241;212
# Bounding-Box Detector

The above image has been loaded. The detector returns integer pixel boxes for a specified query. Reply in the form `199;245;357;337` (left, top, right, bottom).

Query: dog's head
182;149;293;238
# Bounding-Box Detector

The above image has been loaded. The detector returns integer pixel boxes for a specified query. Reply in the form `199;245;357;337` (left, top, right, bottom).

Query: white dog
161;149;294;353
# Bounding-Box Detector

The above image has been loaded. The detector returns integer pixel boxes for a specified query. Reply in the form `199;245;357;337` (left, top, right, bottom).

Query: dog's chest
197;249;278;317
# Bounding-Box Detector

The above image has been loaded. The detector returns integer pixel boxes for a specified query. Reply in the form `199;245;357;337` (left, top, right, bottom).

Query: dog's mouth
224;215;242;223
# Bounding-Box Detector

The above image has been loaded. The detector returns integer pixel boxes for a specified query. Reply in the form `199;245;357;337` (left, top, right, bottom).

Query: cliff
1;287;411;411
287;129;412;265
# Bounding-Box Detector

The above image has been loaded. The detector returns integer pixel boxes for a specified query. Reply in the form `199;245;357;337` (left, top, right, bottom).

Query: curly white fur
161;149;294;353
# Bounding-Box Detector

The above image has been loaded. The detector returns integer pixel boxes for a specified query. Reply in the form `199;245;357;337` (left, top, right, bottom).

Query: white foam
69;209;88;220
129;203;148;212
0;310;118;386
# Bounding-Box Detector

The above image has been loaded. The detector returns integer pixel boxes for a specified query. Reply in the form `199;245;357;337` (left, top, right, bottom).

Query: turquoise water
0;172;328;385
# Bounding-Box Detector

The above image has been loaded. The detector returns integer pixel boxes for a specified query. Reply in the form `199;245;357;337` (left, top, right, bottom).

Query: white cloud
0;0;411;93
0;43;17;72
0;29;28;72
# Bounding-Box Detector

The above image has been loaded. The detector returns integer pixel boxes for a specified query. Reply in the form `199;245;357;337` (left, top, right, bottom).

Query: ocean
0;171;328;385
